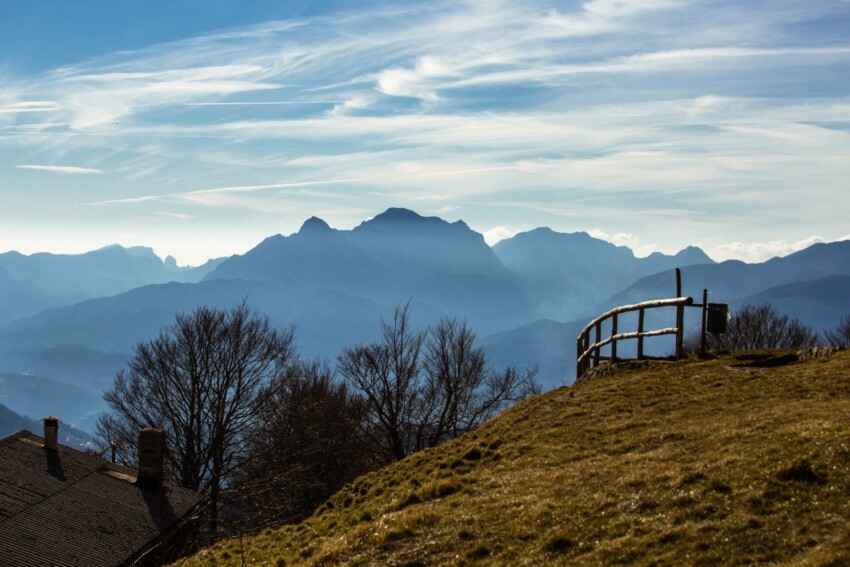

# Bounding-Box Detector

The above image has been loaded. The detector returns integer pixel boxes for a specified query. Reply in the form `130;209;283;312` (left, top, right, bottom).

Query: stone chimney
43;416;59;450
136;428;166;491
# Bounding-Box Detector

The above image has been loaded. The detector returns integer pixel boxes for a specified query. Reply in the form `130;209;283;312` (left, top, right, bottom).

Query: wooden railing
576;296;694;379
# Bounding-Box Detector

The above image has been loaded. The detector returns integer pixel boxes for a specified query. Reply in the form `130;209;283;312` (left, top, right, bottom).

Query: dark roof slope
0;430;206;566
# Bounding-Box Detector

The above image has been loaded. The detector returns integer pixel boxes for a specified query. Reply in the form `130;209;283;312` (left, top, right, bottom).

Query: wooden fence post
576;338;582;379
594;322;601;368
611;313;618;362
675;304;684;360
637;307;645;360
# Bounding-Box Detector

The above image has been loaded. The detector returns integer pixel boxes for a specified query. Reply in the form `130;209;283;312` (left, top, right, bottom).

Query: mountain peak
95;244;159;259
354;208;455;234
372;208;424;223
299;216;332;235
674;245;714;265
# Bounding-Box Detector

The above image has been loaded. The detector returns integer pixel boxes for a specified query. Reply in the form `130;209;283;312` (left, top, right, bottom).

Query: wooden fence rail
576;296;694;379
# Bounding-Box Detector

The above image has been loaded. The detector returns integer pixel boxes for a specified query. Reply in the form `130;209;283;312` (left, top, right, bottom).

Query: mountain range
0;244;223;324
0;208;847;431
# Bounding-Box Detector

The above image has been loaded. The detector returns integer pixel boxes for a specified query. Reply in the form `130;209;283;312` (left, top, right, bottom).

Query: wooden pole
675;267;684;359
611;313;618;362
675;304;684;360
637;307;645;360
594;322;601;368
700;288;708;357
676;267;682;298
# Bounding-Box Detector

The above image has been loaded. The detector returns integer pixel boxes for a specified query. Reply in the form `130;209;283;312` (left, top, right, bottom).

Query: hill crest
185;350;850;565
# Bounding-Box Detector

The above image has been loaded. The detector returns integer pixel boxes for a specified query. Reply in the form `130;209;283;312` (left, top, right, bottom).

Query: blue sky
2;0;849;265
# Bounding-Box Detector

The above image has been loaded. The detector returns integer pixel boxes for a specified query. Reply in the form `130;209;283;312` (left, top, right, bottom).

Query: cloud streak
16;164;104;174
0;101;60;113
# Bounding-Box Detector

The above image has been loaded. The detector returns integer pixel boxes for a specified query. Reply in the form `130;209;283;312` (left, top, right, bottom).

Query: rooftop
0;429;206;566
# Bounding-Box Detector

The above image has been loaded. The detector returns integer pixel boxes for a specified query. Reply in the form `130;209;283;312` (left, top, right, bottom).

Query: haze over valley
1;207;848;435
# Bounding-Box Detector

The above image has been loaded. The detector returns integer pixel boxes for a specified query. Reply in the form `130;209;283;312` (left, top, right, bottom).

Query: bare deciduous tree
707;303;818;351
96;301;295;532
338;304;539;462
337;304;425;462
226;359;371;530
824;314;850;348
420;316;538;447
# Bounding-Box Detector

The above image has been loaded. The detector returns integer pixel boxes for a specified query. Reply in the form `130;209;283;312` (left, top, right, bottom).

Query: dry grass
179;350;850;566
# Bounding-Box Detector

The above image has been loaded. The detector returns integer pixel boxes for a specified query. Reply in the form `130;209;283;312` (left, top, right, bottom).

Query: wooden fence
576;296;694;379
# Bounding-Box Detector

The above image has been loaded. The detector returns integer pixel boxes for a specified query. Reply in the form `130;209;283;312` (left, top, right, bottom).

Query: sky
1;0;849;266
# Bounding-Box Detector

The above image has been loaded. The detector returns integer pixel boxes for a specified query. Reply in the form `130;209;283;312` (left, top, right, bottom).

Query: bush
824;314;850;348
707;303;818;351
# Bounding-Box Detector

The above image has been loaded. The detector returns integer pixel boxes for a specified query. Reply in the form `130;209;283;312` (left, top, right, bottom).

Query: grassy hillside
183;350;850;566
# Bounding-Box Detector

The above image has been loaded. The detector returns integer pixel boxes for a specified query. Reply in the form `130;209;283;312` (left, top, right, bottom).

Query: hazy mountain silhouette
0;209;847;422
206;208;531;330
205;216;400;299
351;208;510;282
0;371;104;433
599;241;850;315
0;276;444;399
494;228;714;321
480;318;584;388
733;274;850;332
0;266;53;323
0;245;223;325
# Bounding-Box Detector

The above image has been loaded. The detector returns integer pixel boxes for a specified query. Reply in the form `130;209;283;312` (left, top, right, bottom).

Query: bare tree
337;304;425;462
96;301;295;532
226;360;371;531
338;304;539;462
420;316;539;447
824;314;850;348
708;303;818;351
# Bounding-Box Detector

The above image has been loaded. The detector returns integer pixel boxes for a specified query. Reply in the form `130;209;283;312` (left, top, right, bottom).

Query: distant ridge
0;207;848;414
602;240;850;321
350;208;507;281
0;244;218;325
494;227;714;321
204;207;531;331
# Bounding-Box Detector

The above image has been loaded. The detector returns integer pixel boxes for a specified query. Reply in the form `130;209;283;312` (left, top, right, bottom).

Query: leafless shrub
823;314;850;348
707;303;818;351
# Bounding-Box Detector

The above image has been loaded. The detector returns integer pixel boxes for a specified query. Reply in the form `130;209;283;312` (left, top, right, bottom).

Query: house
0;417;207;566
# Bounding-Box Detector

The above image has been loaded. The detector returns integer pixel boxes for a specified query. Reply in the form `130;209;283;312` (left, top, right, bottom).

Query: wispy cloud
3;0;850;263
84;163;521;209
183;101;344;106
708;236;836;263
156;212;193;221
16;164;104;174
0;101;60;113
